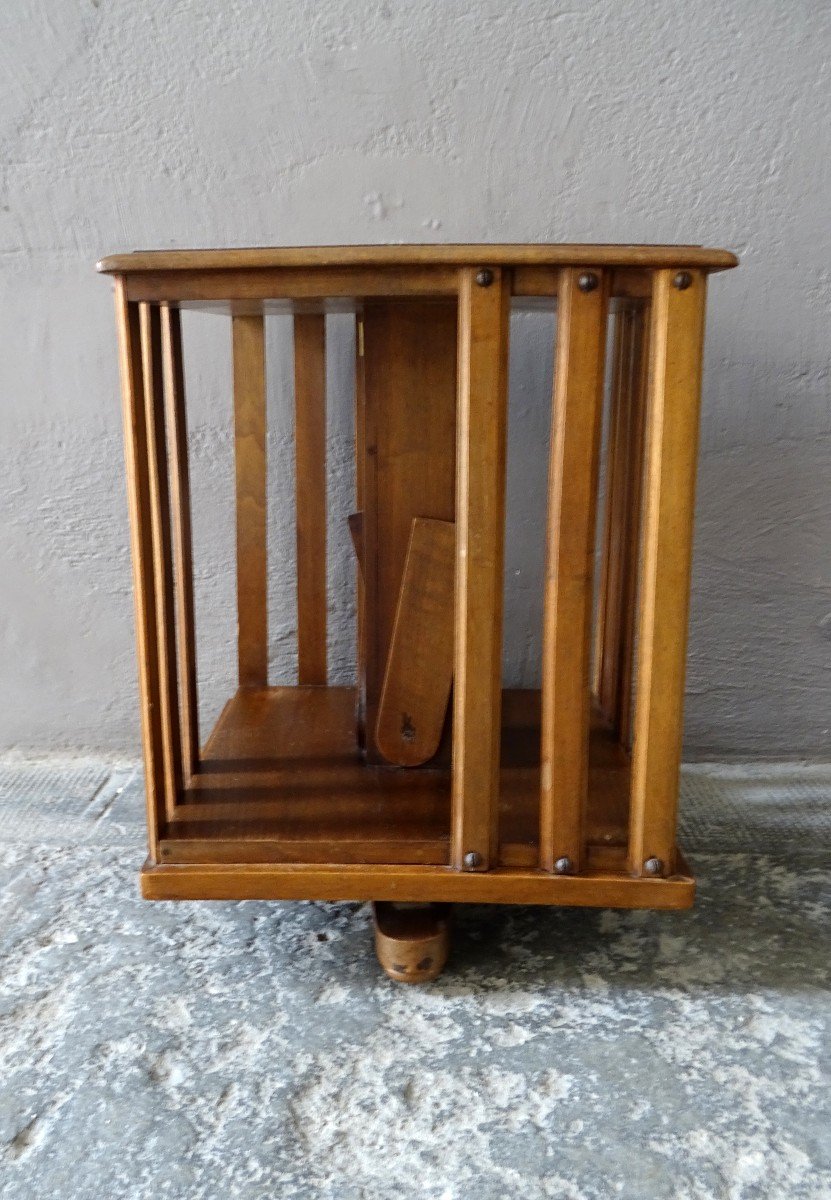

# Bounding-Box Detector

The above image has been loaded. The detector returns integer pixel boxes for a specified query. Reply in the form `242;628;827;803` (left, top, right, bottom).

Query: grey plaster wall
1;0;829;757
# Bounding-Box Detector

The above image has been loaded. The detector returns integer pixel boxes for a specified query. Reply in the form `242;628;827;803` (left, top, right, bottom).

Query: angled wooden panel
115;284;166;857
376;517;455;766
294;313;327;685
161;304;199;779
451;267;510;871
232;314;268;688
539;268;609;874
629;269;708;877
139;302;183;823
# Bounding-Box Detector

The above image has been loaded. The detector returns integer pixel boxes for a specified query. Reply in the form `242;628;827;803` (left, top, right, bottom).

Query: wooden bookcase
99;244;737;978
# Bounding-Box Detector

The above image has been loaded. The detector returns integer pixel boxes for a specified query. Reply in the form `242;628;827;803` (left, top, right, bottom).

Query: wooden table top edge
97;243;739;274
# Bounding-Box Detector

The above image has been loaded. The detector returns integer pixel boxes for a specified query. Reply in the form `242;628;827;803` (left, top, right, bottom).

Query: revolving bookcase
98;243;737;981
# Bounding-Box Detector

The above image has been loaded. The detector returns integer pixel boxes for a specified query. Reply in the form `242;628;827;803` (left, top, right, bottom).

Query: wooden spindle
539;268;609;874
232;314;268;688
451;267;510;871
139;302;183;822
115;283;166;857
293;313;327;685
628;269;707;877
161;304;200;779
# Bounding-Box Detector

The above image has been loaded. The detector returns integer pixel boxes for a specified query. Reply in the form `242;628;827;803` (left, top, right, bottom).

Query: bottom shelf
162;686;631;866
146;686;693;908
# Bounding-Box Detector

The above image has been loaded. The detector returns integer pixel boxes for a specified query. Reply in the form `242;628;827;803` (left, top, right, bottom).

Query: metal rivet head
463;850;482;870
475;268;494;288
554;856;572;875
577;272;599;293
644;856;664;875
673;271;693;290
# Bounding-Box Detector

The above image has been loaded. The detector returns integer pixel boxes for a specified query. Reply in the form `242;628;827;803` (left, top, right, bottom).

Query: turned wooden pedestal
99;243;737;982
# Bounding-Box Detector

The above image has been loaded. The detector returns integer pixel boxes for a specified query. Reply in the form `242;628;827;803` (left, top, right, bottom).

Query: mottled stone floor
0;760;829;1199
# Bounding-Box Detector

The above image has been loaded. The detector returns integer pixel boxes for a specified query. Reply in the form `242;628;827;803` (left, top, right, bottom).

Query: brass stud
673;271;693;290
577;272;599;293
475;268;494;288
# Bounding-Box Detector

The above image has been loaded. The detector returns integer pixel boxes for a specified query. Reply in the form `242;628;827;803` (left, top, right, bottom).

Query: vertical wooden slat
616;307;649;748
539;268;609;873
293;313;327;685
594;305;635;717
161;304;200;779
354;315;368;749
232;314;268;688
115;283;165;858
451;267;510;871
139;302;183;823
593;301;648;741
629;269;707;877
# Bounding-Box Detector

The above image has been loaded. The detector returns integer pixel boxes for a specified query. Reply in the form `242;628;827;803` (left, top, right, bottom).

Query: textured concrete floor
0;761;829;1199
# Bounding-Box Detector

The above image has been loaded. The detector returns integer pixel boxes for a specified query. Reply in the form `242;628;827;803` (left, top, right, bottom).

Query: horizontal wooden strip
157;837;624;869
141;860;696;907
159;838;448;866
513;267;652;299
120;269;660;309
500;842;626;869
123;268;461;303
99;244;738;274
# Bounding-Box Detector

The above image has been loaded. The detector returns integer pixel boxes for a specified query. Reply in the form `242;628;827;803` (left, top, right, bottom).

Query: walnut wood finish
628;270;708;877
539;269;609;873
105;245;735;959
451;268;510;872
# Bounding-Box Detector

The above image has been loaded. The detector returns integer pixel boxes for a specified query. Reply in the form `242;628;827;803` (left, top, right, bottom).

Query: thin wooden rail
115;285;166;858
451;267;510;871
161;305;200;778
232;314;268;688
539;268;609;874
628;269;707;877
139;303;183;822
293;314;327;685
